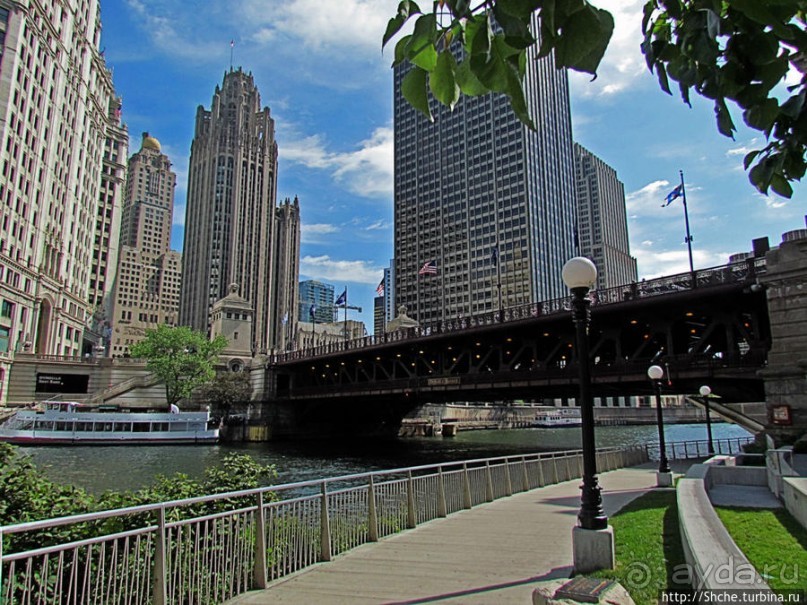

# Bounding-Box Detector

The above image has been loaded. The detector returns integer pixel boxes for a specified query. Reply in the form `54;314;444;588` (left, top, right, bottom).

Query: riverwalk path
229;462;692;605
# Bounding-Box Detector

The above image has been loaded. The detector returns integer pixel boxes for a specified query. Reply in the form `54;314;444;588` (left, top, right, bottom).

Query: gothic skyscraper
180;69;298;353
393;23;577;325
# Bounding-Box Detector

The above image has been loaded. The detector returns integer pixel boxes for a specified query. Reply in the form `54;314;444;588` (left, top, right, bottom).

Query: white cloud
301;223;339;244
633;247;726;280
124;0;226;62
281;127;393;198
242;0;399;53
569;0;647;97
625;179;671;216
300;255;383;284
365;219;390;231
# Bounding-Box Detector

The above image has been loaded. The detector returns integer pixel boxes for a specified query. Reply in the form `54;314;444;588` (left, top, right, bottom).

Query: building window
0;300;12;318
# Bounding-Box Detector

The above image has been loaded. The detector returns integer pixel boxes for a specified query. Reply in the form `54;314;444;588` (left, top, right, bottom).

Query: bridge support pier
760;225;807;444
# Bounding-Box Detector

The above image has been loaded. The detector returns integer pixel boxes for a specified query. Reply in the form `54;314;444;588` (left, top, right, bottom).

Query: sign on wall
35;373;90;394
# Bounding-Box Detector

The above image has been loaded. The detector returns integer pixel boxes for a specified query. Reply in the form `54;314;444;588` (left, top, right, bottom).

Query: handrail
0;447;612;535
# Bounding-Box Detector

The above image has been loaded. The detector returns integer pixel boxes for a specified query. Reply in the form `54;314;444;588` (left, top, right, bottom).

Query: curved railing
0;445;648;605
275;258;766;363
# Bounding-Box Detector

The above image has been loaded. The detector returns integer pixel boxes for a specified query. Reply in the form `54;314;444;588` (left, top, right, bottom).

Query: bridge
258;258;771;436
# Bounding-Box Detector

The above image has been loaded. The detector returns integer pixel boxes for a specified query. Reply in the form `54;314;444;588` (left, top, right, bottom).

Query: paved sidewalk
228;463;670;605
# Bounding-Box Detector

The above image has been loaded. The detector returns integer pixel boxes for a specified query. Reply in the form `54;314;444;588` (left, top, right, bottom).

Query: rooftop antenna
229;39;234;71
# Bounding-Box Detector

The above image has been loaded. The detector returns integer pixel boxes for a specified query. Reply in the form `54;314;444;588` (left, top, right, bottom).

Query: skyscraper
109;133;181;356
181;69;297;354
574;143;638;289
0;1;127;365
298;280;335;325
393;25;577;325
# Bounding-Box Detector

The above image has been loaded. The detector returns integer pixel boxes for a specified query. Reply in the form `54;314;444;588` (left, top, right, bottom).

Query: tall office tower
573;143;638;289
109;133;181;356
373;295;385;336
393;24;577;325
181;69;283;354
382;265;394;327
272;196;301;351
0;1;127;366
298;280;335;325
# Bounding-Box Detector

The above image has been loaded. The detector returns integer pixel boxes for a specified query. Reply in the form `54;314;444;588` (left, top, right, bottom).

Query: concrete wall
678;461;772;593
783;477;807;532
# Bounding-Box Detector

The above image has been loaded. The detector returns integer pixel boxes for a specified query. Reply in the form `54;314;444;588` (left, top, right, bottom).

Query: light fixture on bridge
562;256;612;574
648;365;672;483
699;385;715;455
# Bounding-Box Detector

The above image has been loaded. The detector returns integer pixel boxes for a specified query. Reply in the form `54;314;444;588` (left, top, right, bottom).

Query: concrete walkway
228;463;676;605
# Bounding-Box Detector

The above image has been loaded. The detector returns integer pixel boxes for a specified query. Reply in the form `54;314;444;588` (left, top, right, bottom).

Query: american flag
418;260;437;275
376;280;384;296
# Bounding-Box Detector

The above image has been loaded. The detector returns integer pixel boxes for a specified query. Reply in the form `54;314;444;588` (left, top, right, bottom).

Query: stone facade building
109;133;180;356
0;0;126;398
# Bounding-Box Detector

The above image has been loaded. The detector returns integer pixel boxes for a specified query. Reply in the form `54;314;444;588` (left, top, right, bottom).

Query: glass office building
393;26;577;326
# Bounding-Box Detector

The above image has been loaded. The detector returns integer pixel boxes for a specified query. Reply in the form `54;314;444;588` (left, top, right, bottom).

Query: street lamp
699;385;715;455
562;257;607;531
648;365;671;475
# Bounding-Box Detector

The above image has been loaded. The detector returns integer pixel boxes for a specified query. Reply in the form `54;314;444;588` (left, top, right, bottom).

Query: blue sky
100;0;805;333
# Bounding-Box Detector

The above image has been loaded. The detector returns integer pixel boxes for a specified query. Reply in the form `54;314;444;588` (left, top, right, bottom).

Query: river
18;422;753;494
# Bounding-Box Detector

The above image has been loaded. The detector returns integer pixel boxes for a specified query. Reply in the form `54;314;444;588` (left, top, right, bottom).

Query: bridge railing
646;436;755;461
0;445;647;605
276;258;766;363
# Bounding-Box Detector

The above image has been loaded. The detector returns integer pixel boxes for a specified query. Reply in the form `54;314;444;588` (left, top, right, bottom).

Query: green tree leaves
642;0;807;197
386;0;806;198
129;325;228;408
383;0;614;129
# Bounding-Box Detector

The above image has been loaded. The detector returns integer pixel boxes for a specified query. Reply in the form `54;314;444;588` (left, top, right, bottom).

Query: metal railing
646;436;755;461
276;258;766;363
0;445;647;604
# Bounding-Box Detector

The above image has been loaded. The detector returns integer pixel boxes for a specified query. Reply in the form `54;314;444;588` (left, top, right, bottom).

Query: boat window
133;422;150;432
152;423;169;432
99;422;113;432
35;421;54;431
169;422;188;431
114;422;131;432
16;419;34;430
55;422;73;431
76;422;92;432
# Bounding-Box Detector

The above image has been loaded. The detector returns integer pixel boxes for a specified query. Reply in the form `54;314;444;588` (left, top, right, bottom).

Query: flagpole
344;286;348;345
680;170;695;277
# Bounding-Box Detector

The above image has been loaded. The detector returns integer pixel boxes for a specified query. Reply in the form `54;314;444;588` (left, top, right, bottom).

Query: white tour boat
532;407;582;428
0;401;219;445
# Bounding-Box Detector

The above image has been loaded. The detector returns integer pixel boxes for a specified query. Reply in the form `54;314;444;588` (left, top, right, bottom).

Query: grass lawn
715;507;807;591
591;490;688;605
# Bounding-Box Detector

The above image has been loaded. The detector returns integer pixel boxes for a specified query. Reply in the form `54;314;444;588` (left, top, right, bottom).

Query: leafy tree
384;0;806;197
129;325;227;409
198;370;253;418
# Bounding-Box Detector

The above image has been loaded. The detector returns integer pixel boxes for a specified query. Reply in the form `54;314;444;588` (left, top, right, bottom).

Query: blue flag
309;304;316;320
662;184;683;207
491;247;498;267
335;289;347;306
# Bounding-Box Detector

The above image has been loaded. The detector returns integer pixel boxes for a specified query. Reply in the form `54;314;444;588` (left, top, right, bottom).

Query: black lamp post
562;257;607;531
699;385;715;455
648;365;671;473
